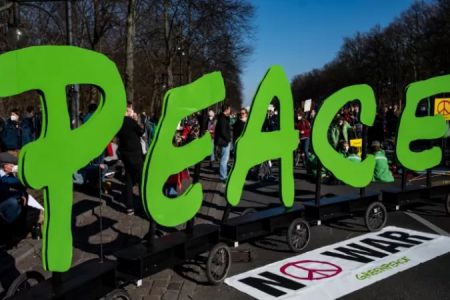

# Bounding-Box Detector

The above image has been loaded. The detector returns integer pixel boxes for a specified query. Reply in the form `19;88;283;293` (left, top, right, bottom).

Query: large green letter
312;85;376;187
142;72;225;226
226;66;297;207
0;46;126;271
397;75;449;171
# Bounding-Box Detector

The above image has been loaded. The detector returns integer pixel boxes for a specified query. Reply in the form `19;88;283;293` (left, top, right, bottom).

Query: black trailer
6;259;128;300
382;168;450;215
303;126;388;232
114;221;231;285
220;197;310;253
114;111;231;286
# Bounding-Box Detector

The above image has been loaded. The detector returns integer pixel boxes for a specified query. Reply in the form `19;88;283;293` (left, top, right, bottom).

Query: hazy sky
242;0;420;106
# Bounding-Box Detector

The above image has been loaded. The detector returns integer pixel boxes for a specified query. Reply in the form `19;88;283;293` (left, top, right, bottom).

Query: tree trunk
125;0;136;103
164;0;174;87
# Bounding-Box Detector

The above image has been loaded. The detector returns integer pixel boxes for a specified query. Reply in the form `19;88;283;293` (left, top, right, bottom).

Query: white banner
304;99;312;112
225;226;450;300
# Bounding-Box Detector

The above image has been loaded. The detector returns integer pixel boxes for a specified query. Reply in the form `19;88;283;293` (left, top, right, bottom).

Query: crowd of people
295;102;398;183
0;100;401;247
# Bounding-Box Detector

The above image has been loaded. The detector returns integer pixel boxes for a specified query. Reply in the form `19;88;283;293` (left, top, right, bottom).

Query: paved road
1;162;449;300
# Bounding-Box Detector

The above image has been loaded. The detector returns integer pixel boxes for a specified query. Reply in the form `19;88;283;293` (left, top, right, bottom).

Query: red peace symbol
280;260;342;281
437;100;450;115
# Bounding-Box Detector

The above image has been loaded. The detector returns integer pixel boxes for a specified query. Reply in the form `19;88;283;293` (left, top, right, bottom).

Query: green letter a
226;66;298;207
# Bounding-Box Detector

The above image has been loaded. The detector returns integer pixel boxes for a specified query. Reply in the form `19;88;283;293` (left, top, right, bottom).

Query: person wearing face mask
1;109;21;152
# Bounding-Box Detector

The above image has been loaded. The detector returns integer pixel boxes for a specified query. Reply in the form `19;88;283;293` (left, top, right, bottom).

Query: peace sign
437;100;450;115
280;260;342;281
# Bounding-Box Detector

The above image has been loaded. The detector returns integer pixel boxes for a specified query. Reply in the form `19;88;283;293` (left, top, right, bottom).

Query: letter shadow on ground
71;199;141;256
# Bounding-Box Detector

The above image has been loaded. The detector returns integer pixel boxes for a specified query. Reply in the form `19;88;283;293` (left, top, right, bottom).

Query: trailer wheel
5;271;45;298
365;201;387;232
446;193;450;216
104;289;131;300
287;218;310;253
206;243;231;285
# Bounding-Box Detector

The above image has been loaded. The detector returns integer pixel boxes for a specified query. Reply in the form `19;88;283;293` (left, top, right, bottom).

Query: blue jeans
219;143;231;181
300;137;310;155
211;140;216;162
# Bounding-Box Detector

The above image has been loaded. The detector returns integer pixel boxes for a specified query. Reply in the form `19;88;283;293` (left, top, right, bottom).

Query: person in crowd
386;105;399;138
338;140;350;157
207;109;216;167
308;108;316;124
1;109;21;151
371;140;394;182
263;107;279;132
164;133;190;197
296;112;311;162
117;102;145;215
346;146;361;163
330;117;352;149
145;114;158;147
0;157;43;244
21;106;36;147
214;104;232;182
0;162;25;230
233;107;248;145
83;102;98;124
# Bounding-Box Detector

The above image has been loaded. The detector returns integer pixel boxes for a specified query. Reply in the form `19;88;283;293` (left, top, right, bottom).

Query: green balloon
142;72;225;226
0;46;126;272
312;84;376;187
226;66;297;207
397;75;449;171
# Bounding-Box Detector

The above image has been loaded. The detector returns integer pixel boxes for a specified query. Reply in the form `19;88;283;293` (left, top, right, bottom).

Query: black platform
303;191;380;220
8;259;117;300
382;184;450;209
220;203;305;243
114;224;220;280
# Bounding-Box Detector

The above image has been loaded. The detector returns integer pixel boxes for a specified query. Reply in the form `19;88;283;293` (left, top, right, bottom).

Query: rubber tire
206;243;231;285
287;218;310;253
104;289;132;300
5;271;45;298
446;193;450;216
241;208;257;216
365;201;387;232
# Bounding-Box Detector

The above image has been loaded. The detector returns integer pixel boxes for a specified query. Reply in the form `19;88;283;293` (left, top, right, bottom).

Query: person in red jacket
296;112;311;164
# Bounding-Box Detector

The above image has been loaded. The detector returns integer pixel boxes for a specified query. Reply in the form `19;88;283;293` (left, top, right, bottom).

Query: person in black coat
117;102;144;215
214;104;232;182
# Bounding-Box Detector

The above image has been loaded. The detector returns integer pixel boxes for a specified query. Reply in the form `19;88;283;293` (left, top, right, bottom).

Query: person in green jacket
371;140;394;182
330;117;352;149
347;146;361;163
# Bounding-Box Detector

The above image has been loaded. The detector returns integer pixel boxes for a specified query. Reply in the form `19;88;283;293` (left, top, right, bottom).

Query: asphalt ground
193;164;450;300
1;161;449;300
